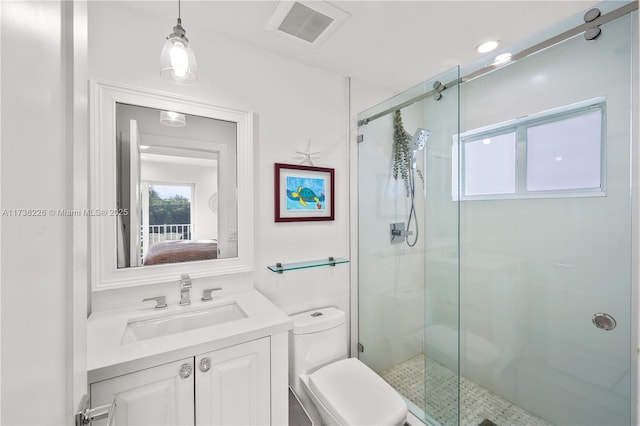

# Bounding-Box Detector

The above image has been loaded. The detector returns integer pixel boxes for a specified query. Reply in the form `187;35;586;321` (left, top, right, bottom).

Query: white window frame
452;97;606;201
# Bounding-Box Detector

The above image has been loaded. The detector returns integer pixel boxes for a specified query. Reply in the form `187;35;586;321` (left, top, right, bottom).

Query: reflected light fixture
160;0;198;85
476;40;499;53
160;110;187;127
494;53;513;65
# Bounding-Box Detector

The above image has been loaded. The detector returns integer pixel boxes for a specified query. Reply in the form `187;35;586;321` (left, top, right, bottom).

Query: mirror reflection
116;103;237;268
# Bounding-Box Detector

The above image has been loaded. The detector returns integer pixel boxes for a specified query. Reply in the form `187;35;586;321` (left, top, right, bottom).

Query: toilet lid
308;358;407;426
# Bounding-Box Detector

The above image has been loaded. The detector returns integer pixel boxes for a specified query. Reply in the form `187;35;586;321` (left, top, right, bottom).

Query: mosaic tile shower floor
381;354;553;426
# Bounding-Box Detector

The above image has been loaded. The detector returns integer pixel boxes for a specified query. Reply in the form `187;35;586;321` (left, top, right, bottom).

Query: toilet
289;307;408;426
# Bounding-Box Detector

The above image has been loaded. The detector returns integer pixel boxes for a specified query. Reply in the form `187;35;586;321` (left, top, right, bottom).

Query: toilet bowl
289;307;408;426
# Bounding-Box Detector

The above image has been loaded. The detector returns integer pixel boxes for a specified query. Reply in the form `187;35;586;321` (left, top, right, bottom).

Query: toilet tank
289;307;348;382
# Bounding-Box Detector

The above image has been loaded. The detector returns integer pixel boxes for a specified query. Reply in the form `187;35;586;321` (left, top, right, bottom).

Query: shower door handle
592;312;616;331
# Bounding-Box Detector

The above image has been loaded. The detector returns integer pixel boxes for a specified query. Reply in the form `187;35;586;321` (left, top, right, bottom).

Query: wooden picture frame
274;163;335;222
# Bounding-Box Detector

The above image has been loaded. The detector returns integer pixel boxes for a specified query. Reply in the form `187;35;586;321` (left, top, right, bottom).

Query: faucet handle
143;296;168;310
201;288;222;302
180;274;192;288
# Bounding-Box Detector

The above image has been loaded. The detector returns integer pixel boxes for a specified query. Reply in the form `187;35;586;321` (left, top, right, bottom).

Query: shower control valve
390;222;412;243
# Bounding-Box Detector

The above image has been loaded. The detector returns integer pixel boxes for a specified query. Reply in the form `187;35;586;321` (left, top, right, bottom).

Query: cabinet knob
179;363;193;379
199;357;211;372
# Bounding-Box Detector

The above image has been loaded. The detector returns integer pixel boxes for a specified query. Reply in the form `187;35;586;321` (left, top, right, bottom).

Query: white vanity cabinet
90;357;195;426
87;291;292;426
90;337;274;426
195;337;270;425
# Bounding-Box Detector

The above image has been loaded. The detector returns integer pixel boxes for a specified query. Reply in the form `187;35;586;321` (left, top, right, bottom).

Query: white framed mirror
90;80;253;290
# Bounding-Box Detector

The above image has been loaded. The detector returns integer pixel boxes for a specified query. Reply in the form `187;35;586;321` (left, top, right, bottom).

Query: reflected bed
143;240;218;266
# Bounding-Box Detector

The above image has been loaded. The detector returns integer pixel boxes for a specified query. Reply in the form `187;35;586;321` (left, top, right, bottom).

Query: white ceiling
126;0;601;92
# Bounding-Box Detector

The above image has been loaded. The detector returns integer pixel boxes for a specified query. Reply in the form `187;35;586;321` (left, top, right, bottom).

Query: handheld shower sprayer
409;128;432;169
410;128;431;151
406;128;431;247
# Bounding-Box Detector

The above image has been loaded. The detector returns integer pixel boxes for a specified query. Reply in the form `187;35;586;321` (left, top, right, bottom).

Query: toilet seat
308;358;407;426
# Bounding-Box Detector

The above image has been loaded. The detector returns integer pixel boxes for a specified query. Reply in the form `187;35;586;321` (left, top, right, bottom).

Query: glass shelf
267;257;349;273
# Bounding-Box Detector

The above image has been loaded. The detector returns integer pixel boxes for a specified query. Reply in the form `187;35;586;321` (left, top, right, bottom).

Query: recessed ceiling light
476;40;499;53
494;53;513;64
482;138;492;145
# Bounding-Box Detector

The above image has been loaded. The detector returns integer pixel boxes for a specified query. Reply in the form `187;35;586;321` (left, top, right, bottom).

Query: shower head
410;128;431;169
410;128;431;152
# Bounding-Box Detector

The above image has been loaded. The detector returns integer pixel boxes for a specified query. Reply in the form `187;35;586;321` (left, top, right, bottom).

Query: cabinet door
90;358;195;426
196;337;270;426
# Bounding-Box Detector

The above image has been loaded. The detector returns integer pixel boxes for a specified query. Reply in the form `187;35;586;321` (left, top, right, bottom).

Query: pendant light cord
178;0;181;20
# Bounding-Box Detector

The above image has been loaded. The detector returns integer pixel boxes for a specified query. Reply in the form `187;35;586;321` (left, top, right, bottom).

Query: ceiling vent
265;1;350;47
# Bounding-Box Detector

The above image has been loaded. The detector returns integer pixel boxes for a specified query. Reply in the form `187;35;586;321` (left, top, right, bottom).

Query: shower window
454;97;605;200
463;131;517;196
526;110;602;192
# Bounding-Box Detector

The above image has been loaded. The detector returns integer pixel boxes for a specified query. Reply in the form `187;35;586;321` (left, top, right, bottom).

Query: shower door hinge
357;134;364;143
358;342;364;353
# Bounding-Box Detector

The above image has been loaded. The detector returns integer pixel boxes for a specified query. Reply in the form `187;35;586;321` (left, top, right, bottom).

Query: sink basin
122;302;247;343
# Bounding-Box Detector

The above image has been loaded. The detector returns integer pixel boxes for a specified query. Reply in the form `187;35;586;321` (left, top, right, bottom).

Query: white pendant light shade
160;110;187;127
160;16;198;85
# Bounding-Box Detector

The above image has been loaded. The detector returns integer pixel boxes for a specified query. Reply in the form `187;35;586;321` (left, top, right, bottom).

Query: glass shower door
457;11;635;426
357;66;460;426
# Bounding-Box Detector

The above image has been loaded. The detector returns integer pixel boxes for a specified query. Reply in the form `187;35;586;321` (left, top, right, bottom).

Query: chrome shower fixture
433;80;446;101
410;128;431;169
410;128;431;151
405;127;432;248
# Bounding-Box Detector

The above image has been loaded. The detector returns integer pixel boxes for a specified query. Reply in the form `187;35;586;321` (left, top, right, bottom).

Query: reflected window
141;183;194;263
147;183;193;237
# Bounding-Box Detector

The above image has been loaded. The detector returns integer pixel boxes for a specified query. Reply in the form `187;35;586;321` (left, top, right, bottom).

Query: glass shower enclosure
357;66;461;426
357;3;635;425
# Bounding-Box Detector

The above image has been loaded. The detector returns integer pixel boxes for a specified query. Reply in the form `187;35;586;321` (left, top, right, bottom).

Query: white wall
458;13;634;426
88;2;350;319
1;1;72;424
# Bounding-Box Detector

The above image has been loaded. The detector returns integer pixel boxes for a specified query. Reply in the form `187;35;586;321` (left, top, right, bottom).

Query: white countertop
87;289;292;383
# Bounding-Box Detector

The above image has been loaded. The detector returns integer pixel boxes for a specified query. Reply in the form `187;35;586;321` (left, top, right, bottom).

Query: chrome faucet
179;274;192;306
142;295;168;310
201;287;222;302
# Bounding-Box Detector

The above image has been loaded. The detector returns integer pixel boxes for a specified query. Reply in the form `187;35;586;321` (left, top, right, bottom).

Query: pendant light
160;0;198;85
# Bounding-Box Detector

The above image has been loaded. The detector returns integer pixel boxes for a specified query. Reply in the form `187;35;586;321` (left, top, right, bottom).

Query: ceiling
126;0;601;93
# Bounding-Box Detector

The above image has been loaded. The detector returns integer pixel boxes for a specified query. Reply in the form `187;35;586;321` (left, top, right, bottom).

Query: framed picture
275;163;335;222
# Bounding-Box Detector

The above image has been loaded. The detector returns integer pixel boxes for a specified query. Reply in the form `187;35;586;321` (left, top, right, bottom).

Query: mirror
91;81;253;290
115;103;237;268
